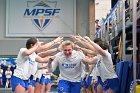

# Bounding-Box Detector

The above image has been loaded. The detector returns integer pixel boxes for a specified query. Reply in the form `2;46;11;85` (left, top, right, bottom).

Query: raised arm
36;36;63;52
74;44;96;55
38;63;48;70
35;55;55;63
84;36;107;56
22;43;40;56
82;56;98;65
38;48;59;57
47;57;59;72
71;35;96;52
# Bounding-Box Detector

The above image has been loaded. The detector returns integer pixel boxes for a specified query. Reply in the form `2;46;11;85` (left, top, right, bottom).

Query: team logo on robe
24;0;60;31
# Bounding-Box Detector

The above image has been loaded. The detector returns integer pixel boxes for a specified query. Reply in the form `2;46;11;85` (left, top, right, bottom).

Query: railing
95;0;140;92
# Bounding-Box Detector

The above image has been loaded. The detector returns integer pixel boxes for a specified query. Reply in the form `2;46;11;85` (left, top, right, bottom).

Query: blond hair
60;40;74;49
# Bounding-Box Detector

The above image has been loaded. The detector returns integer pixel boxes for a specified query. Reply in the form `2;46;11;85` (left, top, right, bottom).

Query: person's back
92;39;119;93
97;52;118;82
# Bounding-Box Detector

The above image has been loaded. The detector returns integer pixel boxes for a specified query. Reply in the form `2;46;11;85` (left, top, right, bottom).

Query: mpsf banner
6;0;76;37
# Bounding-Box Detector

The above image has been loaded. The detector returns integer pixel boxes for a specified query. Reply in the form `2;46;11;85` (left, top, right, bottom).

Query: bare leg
28;85;35;93
0;79;3;85
104;88;115;93
24;90;29;93
96;84;103;93
40;84;45;93
91;81;97;93
14;84;26;93
35;82;41;93
82;87;87;93
45;83;52;93
87;86;93;93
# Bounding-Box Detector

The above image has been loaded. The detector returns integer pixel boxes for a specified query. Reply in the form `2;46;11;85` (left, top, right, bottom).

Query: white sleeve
10;71;12;75
1;70;3;73
91;68;97;81
5;71;8;75
81;69;88;79
81;62;89;72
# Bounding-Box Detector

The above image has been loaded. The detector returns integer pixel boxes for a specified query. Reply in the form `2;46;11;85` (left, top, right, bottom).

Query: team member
82;36;119;93
34;63;44;93
29;48;60;93
11;36;63;93
40;63;58;93
0;65;3;86
73;44;97;93
5;66;12;88
48;40;88;93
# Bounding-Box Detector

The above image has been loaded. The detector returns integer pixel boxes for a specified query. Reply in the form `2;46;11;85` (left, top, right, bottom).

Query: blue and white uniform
88;65;97;86
35;63;43;83
28;60;38;87
81;65;95;88
94;59;104;91
11;48;37;91
96;51;119;93
5;69;12;88
48;50;86;93
0;68;3;80
40;66;52;85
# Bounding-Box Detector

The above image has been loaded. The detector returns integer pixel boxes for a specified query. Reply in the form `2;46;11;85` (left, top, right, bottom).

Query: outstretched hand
83;36;91;42
70;35;82;44
48;56;55;64
53;36;64;45
74;44;81;50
